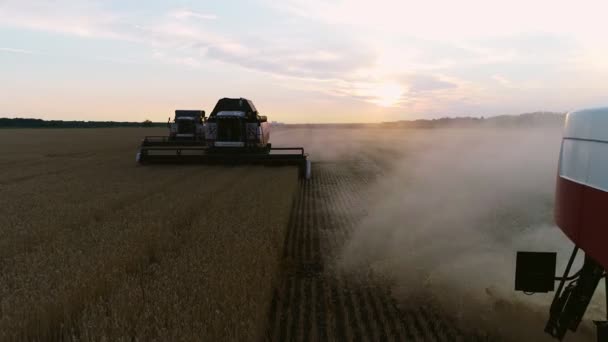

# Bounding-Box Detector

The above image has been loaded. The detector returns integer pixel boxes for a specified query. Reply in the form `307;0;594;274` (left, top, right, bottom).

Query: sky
1;0;607;123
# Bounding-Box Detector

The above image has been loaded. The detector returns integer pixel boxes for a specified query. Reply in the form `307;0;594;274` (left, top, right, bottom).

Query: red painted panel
555;176;608;270
555;176;584;243
579;184;608;269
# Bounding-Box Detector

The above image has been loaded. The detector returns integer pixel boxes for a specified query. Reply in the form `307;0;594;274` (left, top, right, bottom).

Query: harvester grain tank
136;98;311;179
515;107;608;341
169;110;205;141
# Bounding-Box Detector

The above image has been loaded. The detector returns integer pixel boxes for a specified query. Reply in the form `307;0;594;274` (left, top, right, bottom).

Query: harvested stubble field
269;126;597;342
0;128;298;341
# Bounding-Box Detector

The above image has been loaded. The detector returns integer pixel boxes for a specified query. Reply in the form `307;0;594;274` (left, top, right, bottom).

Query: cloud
313;72;464;109
267;0;608;41
2;0;606;116
0;1;371;84
0;0;131;40
170;9;217;20
152;50;202;68
492;74;512;87
0;47;36;54
206;43;374;81
402;74;458;92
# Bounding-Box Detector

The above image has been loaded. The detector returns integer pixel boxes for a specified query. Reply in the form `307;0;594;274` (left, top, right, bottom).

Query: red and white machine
516;107;608;341
556;109;608;267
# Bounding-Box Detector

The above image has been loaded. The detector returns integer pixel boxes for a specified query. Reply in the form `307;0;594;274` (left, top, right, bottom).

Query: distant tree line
282;112;566;129
383;112;566;128
2;112;566;129
0;118;164;128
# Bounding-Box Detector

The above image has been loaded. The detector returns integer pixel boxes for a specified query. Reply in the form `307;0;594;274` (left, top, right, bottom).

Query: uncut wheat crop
0;128;299;341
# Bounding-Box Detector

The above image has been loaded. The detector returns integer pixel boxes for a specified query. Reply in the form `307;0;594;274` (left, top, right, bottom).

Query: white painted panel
587;140;608;192
564;111;593;139
589;110;608;142
560;139;590;184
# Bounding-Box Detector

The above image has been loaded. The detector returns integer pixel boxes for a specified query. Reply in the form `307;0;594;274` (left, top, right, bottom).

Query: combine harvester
515;107;608;341
136;98;311;179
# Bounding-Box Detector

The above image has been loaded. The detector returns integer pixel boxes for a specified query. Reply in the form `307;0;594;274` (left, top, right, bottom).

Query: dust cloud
274;124;603;341
336;127;600;340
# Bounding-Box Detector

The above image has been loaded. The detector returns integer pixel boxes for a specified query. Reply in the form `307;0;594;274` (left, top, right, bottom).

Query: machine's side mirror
515;251;557;293
260;116;267;123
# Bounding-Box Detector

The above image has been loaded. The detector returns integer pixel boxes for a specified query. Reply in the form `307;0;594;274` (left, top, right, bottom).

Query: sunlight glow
370;82;404;107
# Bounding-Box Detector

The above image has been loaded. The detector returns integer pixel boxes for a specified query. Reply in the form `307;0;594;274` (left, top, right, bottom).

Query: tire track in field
266;161;478;341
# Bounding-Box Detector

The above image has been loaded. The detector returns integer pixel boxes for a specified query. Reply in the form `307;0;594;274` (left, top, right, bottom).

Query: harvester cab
169;110;205;141
205;98;270;151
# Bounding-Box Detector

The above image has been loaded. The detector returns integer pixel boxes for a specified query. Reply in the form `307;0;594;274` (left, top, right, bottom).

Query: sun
371;82;404;107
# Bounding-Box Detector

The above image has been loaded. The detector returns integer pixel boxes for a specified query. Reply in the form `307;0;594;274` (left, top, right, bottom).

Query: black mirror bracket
515;247;607;341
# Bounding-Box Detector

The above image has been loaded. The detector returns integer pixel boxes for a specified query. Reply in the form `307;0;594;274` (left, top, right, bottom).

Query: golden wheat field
0;128;299;341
